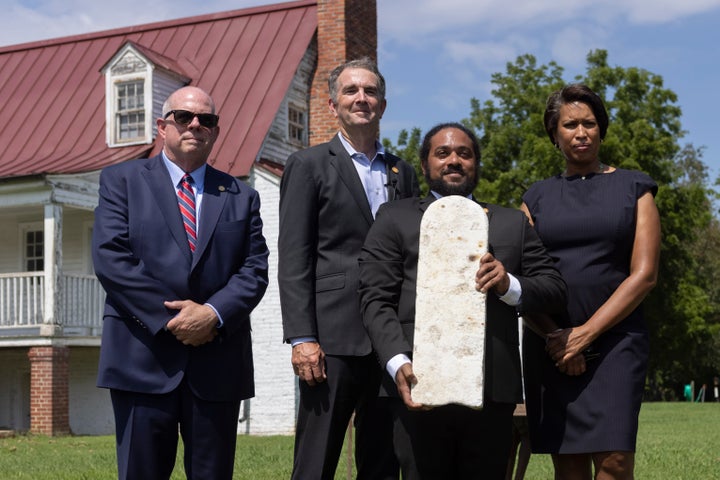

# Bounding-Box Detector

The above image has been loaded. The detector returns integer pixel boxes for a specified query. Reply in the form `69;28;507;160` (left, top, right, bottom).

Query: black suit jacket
358;195;567;403
92;155;269;401
278;134;420;356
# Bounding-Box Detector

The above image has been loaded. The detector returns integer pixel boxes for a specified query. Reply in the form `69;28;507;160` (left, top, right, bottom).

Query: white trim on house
46;173;100;211
82;221;94;275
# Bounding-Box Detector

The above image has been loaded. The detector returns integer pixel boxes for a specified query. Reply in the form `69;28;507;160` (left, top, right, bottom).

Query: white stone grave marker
412;196;488;408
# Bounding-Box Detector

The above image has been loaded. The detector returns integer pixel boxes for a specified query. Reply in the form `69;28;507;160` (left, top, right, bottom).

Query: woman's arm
547;191;661;366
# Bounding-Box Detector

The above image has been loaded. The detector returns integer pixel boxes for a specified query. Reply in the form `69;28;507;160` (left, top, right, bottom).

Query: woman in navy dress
520;84;661;479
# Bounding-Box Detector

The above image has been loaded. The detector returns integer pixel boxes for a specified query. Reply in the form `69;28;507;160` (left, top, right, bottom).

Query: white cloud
379;0;720;44
444;40;518;70
7;0;719;49
609;0;720;24
549;25;610;70
0;0;265;47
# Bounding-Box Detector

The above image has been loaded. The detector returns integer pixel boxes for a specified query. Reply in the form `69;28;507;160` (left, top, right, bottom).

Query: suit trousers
292;354;398;480
110;379;241;480
392;399;515;480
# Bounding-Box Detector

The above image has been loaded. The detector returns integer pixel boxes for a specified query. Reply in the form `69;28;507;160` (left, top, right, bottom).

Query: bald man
93;86;269;480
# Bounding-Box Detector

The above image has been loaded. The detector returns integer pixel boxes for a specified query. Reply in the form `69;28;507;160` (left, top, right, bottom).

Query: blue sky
3;0;719;179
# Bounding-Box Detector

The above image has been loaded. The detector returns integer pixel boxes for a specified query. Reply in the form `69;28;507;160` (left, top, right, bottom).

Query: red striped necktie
177;174;197;252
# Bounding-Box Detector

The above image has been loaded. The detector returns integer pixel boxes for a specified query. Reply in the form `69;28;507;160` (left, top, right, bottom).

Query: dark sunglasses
164;110;219;128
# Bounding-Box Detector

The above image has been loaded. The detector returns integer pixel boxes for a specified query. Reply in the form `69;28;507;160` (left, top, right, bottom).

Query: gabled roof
0;0;317;179
104;41;191;81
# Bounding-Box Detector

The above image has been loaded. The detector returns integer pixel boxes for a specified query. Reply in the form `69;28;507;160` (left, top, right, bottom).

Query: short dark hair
544;84;609;144
328;57;386;104
420;122;481;170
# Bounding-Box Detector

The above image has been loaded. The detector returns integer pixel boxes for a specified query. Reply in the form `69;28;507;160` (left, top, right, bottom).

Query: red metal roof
0;0;317;178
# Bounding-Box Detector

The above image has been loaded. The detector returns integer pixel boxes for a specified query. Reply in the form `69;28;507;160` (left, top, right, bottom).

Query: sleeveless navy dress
521;168;657;453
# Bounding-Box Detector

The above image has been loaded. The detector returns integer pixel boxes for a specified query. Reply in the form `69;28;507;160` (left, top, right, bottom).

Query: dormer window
102;42;190;148
116;80;145;142
103;47;152;147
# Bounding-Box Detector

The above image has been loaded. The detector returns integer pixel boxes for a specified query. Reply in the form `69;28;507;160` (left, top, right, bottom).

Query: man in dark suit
278;58;420;479
92;86;269;480
358;123;567;479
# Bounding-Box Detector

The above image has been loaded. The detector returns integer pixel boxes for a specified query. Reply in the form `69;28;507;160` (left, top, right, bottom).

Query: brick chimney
309;0;378;145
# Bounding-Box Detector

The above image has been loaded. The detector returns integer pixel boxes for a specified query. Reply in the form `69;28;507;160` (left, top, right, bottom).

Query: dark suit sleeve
514;212;567;315
358;204;413;368
278;152;320;341
204;187;269;336
92;166;180;334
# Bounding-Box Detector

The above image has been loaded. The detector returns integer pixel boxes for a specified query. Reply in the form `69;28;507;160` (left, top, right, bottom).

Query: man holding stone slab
358;122;566;479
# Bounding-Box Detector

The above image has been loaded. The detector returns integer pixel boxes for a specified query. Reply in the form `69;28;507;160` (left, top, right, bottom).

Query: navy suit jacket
92;155;269;401
278;134;420;356
358;195;567;403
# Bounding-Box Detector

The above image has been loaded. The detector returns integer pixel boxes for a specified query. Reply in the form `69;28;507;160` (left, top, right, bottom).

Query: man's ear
157;118;167;140
378;98;387;119
328;98;338;117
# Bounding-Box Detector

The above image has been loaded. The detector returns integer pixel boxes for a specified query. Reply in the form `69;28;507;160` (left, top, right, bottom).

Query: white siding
243;168;298;435
62;209;94;274
152;73;188;138
69;348;114;435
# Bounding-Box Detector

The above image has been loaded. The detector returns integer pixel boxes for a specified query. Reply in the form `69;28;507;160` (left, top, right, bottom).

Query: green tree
467;53;564;206
382;127;425;193
382;49;720;398
646;144;716;398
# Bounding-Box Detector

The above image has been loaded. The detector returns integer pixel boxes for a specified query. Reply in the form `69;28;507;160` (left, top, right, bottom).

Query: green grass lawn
0;402;717;479
518;402;720;479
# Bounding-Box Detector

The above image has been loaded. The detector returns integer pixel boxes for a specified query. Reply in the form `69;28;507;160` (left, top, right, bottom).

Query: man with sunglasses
93;86;269;480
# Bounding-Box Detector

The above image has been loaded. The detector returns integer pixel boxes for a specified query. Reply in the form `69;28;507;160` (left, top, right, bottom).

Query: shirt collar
337;132;385;161
162;151;206;190
430;190;473;200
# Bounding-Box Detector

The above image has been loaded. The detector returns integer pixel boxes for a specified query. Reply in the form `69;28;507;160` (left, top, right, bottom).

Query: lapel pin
218;185;226;192
391;166;399;174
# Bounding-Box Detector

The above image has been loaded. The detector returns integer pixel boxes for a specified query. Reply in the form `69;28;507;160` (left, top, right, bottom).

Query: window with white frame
20;224;44;272
103;46;152;147
115;80;145;142
288;104;307;145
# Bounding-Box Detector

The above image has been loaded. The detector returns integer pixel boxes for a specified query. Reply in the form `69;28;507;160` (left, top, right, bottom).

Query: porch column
28;346;70;435
42;203;62;335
